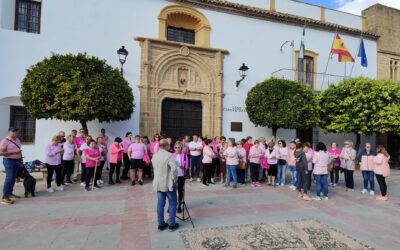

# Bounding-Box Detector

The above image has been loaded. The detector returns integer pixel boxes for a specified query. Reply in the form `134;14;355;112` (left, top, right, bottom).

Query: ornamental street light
117;45;128;76
236;63;249;88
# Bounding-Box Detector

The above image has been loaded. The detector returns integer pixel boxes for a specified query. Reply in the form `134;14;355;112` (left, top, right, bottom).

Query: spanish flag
331;34;354;63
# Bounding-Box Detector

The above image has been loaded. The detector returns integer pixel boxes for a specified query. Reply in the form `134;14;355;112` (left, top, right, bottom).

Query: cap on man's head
8;126;18;132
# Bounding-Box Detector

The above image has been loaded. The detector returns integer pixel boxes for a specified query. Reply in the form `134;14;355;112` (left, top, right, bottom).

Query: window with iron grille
9;106;36;143
167;26;195;45
14;0;41;34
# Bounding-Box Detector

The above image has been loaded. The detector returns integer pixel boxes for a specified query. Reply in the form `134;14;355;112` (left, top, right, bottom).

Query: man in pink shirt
0;127;23;205
128;135;147;185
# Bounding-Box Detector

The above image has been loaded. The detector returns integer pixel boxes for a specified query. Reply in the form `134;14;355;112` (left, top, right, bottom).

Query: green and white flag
298;28;305;63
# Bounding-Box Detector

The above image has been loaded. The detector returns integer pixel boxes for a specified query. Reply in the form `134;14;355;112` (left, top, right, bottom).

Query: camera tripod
176;188;195;228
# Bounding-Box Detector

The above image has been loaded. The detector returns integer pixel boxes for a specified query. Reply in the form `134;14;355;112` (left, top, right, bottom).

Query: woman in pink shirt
249;140;262;187
96;137;106;186
84;139;101;191
219;138;228;184
202;139;214;186
223;139;239;188
150;134;161;157
287;141;297;190
120;132;132;180
45;136;64;192
374;146;391;201
265;142;279;186
109;137;123;184
328;141;341;187
210;136;221;184
312;142;331;200
62;135;76;184
128;135;147;186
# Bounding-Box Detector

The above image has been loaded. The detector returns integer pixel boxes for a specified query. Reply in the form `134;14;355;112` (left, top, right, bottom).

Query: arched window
158;5;211;47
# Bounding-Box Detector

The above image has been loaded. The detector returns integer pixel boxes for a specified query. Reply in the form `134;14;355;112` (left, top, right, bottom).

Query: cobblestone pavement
0;169;399;250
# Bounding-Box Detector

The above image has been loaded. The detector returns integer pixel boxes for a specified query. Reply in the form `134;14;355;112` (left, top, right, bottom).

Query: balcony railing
270;68;345;92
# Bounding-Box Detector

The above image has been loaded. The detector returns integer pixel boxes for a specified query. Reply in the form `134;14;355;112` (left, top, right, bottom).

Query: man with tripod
152;139;179;232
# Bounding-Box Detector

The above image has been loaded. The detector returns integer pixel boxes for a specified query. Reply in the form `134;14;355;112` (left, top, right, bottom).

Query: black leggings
202;163;212;184
96;160;105;181
330;167;340;184
296;168;309;194
178;176;185;206
121;153;130;178
80;163;87;182
46;164;62;188
250;163;260;182
237;169;245;184
109;161;121;182
212;158;220;178
375;174;387;196
344;169;354;189
62;160;74;183
85;167;98;188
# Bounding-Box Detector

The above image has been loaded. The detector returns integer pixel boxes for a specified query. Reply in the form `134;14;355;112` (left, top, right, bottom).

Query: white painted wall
325;8;362;30
275;0;321;20
229;0;269;9
0;0;377;162
0;0;15;30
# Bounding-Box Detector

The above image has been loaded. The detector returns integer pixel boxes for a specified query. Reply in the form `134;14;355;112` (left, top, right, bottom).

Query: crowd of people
0;127;392;214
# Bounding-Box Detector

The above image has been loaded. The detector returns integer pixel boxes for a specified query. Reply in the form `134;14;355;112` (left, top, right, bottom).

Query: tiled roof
169;0;379;39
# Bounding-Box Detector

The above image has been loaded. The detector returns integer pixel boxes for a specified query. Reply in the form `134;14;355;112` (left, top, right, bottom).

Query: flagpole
344;62;347;78
322;31;337;88
349;36;362;77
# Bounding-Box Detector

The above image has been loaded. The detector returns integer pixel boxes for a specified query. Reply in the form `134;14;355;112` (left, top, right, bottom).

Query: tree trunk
80;120;88;136
355;133;361;153
272;127;278;142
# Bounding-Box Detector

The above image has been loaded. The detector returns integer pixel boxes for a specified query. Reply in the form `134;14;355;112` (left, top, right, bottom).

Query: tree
245;77;319;140
318;77;400;152
21;53;134;134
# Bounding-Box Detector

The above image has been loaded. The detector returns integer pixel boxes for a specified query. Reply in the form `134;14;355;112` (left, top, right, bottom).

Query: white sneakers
56;186;64;191
80;182;85;187
361;189;368;194
197;178;201;182
323;196;329;201
289;185;297;191
190;178;193;182
281;183;285;186
47;188;54;193
314;196;322;201
369;190;375;195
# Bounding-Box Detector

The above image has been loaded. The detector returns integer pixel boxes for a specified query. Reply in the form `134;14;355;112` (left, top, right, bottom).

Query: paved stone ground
0;169;399;250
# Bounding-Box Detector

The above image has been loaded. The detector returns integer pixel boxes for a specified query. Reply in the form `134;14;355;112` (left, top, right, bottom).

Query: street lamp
117;45;128;76
236;63;249;88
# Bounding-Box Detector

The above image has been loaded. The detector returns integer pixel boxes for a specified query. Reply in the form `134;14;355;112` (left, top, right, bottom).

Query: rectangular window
167;26;195;45
297;56;314;89
9;106;36;143
14;0;41;34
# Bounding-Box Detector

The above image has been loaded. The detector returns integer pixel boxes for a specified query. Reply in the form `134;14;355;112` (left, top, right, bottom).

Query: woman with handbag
373;145;391;201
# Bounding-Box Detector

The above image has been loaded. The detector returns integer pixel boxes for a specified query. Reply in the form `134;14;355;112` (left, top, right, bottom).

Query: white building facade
0;0;377;162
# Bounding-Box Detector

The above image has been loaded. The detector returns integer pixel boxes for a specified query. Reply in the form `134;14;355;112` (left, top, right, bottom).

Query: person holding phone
0;127;23;205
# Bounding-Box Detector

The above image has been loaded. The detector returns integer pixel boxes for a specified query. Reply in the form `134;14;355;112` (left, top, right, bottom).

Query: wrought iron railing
270;68;345;92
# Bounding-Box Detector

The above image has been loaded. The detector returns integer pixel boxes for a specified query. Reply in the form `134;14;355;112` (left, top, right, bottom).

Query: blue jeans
288;165;297;186
315;174;328;197
157;186;177;226
277;163;287;185
362;170;375;191
2;158;21;199
226;165;238;186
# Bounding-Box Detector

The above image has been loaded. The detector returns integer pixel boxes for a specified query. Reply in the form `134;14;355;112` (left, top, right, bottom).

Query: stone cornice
378;49;400;57
135;36;230;54
168;0;379;40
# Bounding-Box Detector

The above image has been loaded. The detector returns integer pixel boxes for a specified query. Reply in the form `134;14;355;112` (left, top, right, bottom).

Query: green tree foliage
318;77;400;151
245;78;319;140
21;53;134;134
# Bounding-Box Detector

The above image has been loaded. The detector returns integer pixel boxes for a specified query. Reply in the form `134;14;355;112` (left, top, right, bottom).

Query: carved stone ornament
180;46;190;56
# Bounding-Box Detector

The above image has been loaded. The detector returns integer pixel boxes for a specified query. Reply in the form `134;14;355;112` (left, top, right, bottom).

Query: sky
300;0;400;15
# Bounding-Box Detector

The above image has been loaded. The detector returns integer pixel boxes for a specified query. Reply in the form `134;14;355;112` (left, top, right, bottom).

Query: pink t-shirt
0;137;22;159
243;143;253;157
73;136;86;149
84;148;100;168
224;147;239;165
202;146;214;164
122;138;132;154
249;145;263;164
313;151;331;175
128;142;147;159
328;148;341;167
